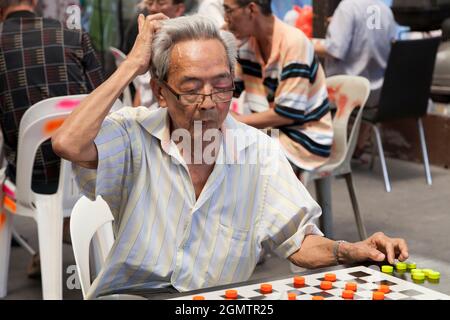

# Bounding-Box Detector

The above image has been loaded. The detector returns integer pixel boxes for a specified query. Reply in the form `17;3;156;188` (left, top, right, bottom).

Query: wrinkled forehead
167;39;232;83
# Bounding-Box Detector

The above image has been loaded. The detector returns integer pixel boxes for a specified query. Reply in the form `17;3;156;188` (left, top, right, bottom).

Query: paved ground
3;157;450;299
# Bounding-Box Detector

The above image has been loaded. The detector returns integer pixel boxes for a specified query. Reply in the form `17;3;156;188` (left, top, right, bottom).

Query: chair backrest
325;75;371;170
377;37;441;122
70;196;114;299
15;95;123;210
109;46;135;106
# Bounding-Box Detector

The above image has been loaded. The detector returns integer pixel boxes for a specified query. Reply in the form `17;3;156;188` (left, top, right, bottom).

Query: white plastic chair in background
70;196;114;299
0;95;122;299
302;75;371;240
290;75;370;274
109;46;153;107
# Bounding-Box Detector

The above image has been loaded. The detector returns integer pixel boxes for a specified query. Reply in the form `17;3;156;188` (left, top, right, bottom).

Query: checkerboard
170;266;450;300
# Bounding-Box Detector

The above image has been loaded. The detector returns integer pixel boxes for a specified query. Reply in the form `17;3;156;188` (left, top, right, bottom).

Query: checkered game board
170;266;450;300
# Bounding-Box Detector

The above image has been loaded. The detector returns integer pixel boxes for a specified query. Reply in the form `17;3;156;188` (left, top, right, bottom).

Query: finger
145;12;169;23
394;238;409;262
377;236;396;264
138;14;145;33
367;247;385;262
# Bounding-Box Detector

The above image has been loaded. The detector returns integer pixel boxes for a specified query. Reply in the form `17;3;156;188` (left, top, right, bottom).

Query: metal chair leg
417;118;432;186
372;125;392;192
343;173;368;240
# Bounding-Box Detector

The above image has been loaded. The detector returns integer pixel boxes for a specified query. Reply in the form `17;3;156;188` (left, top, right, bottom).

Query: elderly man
53;14;408;299
224;0;333;173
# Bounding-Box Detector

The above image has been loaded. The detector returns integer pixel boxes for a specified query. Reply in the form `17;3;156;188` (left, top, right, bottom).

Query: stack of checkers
381;261;441;282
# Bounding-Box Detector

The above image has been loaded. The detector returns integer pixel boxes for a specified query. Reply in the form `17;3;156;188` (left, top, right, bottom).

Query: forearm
236;108;294;129
313;41;329;58
52;60;140;162
288;235;353;269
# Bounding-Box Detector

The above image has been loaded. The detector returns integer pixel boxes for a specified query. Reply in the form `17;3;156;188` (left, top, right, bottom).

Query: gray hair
151;15;237;81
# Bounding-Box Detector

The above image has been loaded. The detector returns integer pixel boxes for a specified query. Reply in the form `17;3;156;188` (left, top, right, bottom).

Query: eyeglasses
160;81;235;106
223;5;244;16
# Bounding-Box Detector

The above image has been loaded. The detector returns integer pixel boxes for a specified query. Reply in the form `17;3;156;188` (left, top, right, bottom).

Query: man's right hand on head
127;13;169;76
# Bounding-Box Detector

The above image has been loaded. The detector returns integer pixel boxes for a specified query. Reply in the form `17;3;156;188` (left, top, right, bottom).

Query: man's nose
199;95;216;110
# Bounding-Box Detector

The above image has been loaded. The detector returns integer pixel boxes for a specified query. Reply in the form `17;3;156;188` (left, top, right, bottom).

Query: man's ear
175;4;186;17
247;2;259;17
151;78;167;108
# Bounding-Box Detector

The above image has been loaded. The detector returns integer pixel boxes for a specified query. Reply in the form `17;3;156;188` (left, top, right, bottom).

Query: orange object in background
294;5;313;39
0;212;6;230
44;118;66;135
193;296;205;300
3;195;16;213
312;295;324;300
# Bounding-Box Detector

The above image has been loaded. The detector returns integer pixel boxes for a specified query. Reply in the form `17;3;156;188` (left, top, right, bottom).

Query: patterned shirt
234;17;333;171
74;107;323;299
0;11;104;186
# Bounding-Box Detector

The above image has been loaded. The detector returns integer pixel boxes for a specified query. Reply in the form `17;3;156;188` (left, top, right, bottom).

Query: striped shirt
74;107;323;299
235;17;333;171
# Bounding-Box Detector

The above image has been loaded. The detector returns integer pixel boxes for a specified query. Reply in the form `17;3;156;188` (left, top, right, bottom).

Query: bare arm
288;232;409;269
52;14;167;169
232;108;295;129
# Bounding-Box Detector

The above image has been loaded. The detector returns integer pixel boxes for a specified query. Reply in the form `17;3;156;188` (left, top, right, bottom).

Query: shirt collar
249;16;283;68
5;10;36;20
135;107;257;164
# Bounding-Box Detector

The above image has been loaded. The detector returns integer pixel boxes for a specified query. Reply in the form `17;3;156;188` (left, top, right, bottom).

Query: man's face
223;0;252;39
145;0;185;18
158;39;233;136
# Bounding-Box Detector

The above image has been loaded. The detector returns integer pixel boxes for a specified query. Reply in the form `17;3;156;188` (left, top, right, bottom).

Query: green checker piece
396;262;407;271
382;265;394;273
428;271;440;280
412;272;425;281
411;269;423;274
407;262;417;270
422;269;434;277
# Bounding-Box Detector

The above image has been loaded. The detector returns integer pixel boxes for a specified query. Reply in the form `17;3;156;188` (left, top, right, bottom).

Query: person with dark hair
123;0;186;55
123;0;187;108
224;0;333;174
0;0;104;277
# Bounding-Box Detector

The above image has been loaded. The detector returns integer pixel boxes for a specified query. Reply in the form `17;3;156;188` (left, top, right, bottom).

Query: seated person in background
53;14;409;299
124;0;186;108
313;0;397;160
0;0;104;276
223;0;333;175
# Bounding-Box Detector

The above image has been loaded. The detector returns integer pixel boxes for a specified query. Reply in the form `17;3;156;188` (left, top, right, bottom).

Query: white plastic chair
0;95;122;299
70;196;114;299
109;46;144;107
302;76;371;240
